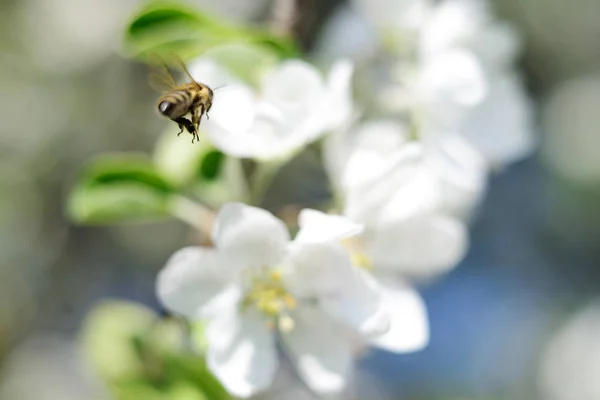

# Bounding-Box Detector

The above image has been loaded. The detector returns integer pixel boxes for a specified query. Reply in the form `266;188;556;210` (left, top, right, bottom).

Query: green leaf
79;300;159;383
68;154;176;224
169;355;232;400
124;1;299;61
199;150;224;181
153;130;224;187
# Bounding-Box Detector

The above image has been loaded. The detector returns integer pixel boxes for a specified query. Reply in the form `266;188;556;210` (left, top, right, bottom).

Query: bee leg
174;117;194;139
191;107;203;144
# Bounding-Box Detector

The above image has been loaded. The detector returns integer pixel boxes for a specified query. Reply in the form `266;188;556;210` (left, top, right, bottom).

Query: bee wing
173;55;199;85
147;54;179;92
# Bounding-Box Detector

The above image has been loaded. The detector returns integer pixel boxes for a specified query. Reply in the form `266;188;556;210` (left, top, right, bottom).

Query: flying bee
149;55;214;143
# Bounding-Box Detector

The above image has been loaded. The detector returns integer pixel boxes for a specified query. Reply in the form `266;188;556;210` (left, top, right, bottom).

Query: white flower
298;209;438;353
351;0;433;36
458;73;537;167
322;121;473;353
325;0;536;168
325;119;488;220
156;203;387;397
419;0;522;76
189;58;353;161
413;48;489;129
415;0;536;166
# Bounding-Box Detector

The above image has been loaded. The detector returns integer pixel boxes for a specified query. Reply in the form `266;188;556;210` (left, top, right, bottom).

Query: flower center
242;269;297;332
342;237;374;271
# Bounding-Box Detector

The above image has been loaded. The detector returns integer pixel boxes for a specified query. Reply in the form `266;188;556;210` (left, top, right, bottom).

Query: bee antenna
212;84;227;91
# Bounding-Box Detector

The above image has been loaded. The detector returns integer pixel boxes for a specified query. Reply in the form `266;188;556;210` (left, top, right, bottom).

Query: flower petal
369;280;429;353
314;5;378;62
206;84;255;134
352;0;432;33
419;49;488;127
320;268;390;336
284;242;354;298
188;58;235;89
425;133;488;218
286;241;389;336
366;214;468;277
459;74;536;167
343;143;426;225
313;59;354;135
206;308;277;398
203;84;260;158
262;60;324;107
213;203;290;267
295;209;363;244
341;120;410;190
156;247;235;318
282;306;353;395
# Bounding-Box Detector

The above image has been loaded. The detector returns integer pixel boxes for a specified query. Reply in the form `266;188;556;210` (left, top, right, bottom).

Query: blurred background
2;0;600;399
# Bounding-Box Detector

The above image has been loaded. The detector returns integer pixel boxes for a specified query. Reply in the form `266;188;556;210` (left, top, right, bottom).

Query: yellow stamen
242;269;297;331
350;251;374;270
278;314;295;333
341;238;374;270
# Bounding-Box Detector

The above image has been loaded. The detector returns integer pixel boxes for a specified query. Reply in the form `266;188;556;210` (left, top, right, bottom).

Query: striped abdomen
158;90;194;119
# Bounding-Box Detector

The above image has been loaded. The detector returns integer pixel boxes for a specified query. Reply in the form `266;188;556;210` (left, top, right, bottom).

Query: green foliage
80;300;230;400
67;154;176;224
153;130;225;187
124;1;298;61
199;150;224;181
80;301;159;382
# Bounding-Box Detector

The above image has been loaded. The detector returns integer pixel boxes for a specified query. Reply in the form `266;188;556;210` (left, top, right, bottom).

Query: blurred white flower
314;5;379;64
539;301;600;400
417;0;536;167
320;0;536;168
351;0;433;36
325;119;488;220
419;0;522;76
412;48;489;129
189;58;353;161
157;203;388;397
458;73;537;167
322;121;476;351
339;141;469;277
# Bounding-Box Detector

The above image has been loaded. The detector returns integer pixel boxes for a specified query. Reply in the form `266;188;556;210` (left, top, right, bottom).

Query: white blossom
318;0;536;169
417;0;537;166
156;203;387;397
325;119;488;220
298;209;436;353
188;58;353;161
419;0;522;76
322;121;474;352
351;0;433;36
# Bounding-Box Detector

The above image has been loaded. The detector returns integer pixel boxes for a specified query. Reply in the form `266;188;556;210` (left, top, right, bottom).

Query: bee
149;55;213;143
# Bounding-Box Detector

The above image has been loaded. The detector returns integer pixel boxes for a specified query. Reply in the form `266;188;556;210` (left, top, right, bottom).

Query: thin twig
169;195;216;234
